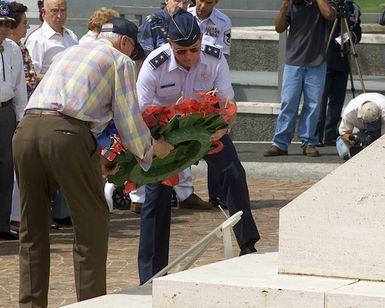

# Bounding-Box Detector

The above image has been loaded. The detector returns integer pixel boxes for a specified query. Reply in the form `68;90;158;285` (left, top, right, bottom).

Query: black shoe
239;246;257;256
0;230;19;240
53;216;72;226
50;221;60;230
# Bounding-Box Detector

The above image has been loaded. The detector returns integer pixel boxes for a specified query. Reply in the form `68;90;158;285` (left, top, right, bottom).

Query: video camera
334;0;354;18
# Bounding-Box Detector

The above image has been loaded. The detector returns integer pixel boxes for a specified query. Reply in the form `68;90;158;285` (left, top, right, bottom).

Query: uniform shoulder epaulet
149;51;169;69
203;45;221;59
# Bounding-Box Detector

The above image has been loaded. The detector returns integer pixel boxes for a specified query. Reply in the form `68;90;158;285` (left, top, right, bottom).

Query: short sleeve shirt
137;43;234;111
25;21;78;74
285;0;335;67
188;7;232;55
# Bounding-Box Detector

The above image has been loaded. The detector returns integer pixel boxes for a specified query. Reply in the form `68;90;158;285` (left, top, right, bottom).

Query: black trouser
138;134;260;284
0;102;16;232
317;69;349;143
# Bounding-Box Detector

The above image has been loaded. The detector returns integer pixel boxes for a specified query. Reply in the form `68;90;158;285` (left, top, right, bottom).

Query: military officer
188;0;231;56
136;10;260;284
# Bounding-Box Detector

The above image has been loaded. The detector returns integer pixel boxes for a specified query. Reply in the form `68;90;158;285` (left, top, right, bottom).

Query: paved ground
0;143;341;307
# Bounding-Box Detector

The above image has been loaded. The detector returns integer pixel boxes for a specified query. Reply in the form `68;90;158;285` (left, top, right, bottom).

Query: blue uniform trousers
138;134;260;284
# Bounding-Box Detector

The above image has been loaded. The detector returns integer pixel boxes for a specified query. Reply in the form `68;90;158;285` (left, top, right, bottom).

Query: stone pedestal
279;135;385;281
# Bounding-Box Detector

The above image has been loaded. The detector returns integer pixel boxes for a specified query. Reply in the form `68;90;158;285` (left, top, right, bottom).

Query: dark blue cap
168;10;201;46
101;17;144;61
0;1;15;22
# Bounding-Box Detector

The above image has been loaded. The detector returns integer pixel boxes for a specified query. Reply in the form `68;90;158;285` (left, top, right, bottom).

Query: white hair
98;23;122;44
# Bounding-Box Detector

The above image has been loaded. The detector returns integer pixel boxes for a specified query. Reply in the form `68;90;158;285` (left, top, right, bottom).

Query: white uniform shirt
339;92;385;135
79;30;97;45
188;7;231;55
0;39;28;121
137;43;234;111
25;21;78;74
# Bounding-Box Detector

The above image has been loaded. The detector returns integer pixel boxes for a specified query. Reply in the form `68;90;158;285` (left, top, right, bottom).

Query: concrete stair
152;252;385;307
230;71;385;142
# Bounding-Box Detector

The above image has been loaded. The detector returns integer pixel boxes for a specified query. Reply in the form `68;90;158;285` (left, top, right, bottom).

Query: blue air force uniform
137;10;260;284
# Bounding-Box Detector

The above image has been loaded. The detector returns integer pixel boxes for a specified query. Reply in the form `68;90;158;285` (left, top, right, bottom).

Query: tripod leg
342;17;365;92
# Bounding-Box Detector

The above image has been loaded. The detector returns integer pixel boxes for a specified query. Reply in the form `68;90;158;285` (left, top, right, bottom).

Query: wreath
99;90;236;193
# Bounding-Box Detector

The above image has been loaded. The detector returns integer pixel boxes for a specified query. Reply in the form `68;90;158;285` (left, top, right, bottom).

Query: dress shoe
178;193;213;210
10;220;20;231
263;146;288;157
239;245;257;256
303;145;320;157
209;197;227;209
130;202;142;214
0;229;19;240
50;221;60;230
52;216;72;226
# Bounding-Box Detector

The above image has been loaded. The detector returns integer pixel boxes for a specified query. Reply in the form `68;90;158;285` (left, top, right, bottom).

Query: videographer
336;92;385;160
264;0;336;158
317;0;361;146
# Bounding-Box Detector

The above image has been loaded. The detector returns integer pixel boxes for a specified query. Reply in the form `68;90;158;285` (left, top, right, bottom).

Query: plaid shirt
26;39;153;170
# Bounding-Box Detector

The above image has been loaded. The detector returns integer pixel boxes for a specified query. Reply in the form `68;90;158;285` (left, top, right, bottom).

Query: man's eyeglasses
174;47;200;55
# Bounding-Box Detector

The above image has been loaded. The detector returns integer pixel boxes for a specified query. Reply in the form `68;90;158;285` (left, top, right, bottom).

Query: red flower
175;98;200;116
207;140;224;154
222;102;237;122
161;174;179;186
123;180;137;194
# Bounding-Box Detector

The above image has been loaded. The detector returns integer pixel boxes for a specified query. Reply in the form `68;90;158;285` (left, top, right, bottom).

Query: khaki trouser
13;112;109;308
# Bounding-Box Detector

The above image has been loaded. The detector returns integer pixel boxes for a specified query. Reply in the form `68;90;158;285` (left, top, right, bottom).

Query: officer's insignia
149;51;169;69
0;4;9;16
206;26;219;37
201;72;210;80
203;45;220;59
224;30;231;46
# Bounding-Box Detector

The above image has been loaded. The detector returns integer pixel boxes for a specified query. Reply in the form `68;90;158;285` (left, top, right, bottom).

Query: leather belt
25;108;63;117
0;99;12;108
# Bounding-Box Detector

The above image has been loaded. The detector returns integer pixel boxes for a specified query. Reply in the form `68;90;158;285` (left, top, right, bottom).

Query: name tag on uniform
160;83;176;89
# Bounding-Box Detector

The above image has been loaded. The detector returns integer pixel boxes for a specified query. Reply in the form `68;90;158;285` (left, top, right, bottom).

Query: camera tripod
326;5;365;97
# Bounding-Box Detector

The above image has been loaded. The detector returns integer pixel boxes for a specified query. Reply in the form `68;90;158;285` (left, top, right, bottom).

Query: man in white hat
337;92;385;160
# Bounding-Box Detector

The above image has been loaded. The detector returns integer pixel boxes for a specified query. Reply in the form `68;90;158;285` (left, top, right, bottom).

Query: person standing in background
316;0;361;146
0;1;28;241
79;7;119;45
8;2;38;231
25;0;78;82
264;0;336;158
188;0;231;56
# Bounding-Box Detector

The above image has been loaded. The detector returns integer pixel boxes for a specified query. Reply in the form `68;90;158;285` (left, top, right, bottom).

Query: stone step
152;252;385;308
231;70;385;103
63;286;152;307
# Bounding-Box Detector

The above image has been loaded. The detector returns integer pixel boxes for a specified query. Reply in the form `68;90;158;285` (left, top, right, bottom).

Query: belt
25;108;63;117
24;108;89;127
0;99;12;108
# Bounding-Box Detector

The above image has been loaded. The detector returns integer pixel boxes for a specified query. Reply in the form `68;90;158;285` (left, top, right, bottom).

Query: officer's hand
211;128;228;142
100;155;120;176
153;136;174;159
341;133;357;145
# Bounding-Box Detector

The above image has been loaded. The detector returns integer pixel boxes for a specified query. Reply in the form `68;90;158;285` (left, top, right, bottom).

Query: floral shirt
18;41;37;97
